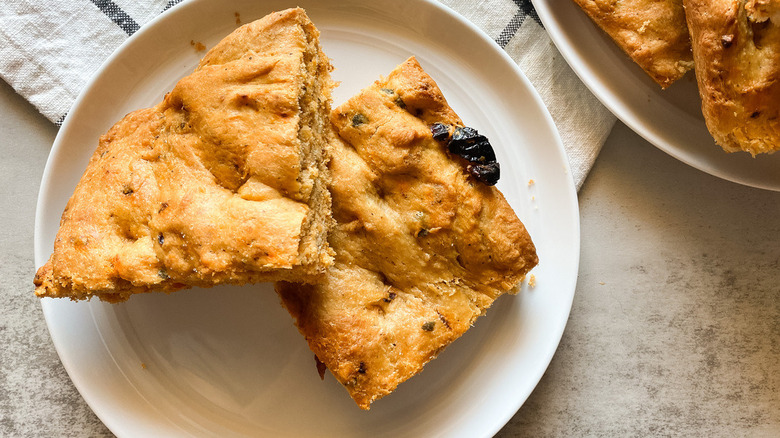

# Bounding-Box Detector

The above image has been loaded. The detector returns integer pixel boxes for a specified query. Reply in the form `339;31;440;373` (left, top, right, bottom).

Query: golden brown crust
572;0;693;88
684;0;780;155
34;8;335;302
276;57;538;409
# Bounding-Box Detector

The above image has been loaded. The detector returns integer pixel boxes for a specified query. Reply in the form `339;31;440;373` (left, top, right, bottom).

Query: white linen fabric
0;0;614;189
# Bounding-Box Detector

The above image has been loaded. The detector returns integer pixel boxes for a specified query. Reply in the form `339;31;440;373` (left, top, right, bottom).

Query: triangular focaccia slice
684;0;780;155
572;0;694;88
35;8;335;302
276;57;538;409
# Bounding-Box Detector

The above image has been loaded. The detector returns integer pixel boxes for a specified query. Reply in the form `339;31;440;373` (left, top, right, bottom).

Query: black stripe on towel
495;9;523;48
90;0;140;36
163;0;185;12
516;0;542;27
494;0;543;48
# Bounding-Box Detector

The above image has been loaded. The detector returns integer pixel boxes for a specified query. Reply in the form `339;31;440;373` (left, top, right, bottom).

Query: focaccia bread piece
573;0;694;88
684;0;780;155
277;57;538;409
35;8;335;302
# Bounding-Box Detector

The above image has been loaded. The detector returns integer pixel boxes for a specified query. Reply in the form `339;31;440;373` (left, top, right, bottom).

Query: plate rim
34;0;580;436
531;0;780;192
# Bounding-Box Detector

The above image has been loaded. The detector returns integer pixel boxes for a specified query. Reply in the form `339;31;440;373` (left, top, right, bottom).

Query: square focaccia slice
277;57;538;409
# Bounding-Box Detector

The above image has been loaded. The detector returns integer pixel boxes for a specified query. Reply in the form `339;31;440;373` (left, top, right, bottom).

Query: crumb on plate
190;40;206;52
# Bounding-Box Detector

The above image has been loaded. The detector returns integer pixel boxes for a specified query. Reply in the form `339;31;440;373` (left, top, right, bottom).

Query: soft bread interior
295;23;335;273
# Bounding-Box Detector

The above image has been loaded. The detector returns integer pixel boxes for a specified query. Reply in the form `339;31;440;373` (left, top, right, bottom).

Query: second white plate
533;0;780;191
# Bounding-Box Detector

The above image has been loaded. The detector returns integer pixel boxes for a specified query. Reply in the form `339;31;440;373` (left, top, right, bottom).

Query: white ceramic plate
34;0;579;436
533;0;780;191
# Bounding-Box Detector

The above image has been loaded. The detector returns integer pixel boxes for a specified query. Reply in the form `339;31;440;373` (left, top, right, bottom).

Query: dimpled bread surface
684;0;780;155
572;0;694;88
277;57;538;409
35;8;335;302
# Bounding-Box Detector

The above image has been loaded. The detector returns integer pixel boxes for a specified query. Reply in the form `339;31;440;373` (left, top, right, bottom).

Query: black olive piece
430;122;450;142
422;321;435;331
451;126;480;143
454;139;496;163
467;162;500;186
448;127;496;163
351;113;368;127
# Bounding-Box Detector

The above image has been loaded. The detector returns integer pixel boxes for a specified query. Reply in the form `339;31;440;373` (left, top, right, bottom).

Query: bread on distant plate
34;8;335;302
572;0;694;88
684;0;780;155
276;57;538;409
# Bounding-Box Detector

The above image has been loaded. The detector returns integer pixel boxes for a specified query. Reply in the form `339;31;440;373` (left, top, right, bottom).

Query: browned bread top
685;0;780;155
277;57;538;409
573;0;694;88
35;8;335;302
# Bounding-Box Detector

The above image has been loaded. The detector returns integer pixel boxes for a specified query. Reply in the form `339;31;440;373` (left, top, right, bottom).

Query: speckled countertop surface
1;76;779;436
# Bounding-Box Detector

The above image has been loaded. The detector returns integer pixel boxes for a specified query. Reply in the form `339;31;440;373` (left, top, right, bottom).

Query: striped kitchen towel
0;0;614;189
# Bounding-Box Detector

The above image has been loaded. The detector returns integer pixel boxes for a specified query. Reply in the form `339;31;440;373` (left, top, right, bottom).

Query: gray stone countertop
1;77;779;437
